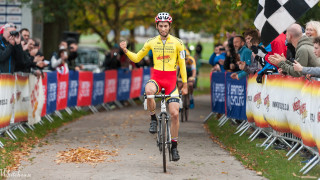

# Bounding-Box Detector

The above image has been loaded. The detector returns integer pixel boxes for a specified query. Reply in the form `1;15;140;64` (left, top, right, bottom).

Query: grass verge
194;64;211;96
0;110;89;179
206;117;320;180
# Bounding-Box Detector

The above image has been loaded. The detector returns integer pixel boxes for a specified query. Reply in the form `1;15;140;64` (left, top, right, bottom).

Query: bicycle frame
144;89;180;172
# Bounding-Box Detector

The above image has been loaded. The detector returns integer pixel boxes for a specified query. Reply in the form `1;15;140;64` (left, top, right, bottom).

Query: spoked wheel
157;119;162;152
180;106;184;122
185;107;189;122
161;113;167;172
167;120;172;162
181;95;189;122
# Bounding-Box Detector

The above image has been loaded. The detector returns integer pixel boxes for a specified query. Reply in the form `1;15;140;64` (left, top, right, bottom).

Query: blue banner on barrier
92;73;105;105
211;72;226;114
46;72;57;114
141;67;151;95
68;71;79;107
226;72;247;120
117;69;131;101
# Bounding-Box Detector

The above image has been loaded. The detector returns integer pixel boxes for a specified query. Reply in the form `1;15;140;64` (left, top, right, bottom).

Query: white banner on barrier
247;75;320;150
12;74;29;124
312;81;320;153
28;75;44;125
246;74;269;127
0;75;15;128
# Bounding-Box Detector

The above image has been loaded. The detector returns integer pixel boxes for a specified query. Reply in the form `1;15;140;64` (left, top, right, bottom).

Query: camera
10;31;19;36
219;47;225;51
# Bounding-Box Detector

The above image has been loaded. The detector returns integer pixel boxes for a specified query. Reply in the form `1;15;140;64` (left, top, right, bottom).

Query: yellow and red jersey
125;34;187;83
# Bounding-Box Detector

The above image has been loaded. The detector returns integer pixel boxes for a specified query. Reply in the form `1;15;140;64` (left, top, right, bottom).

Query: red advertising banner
57;73;69;110
41;73;47;117
77;71;93;106
130;68;143;98
104;70;118;103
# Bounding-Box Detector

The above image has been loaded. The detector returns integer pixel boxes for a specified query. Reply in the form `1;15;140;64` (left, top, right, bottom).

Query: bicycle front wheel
161;113;167;173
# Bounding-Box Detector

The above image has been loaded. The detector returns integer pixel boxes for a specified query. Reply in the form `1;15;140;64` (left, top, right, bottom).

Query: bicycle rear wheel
161;113;167;172
183;95;189;122
180;106;184;122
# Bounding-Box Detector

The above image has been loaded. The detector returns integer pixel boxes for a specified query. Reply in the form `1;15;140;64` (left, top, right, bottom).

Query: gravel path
9;95;265;180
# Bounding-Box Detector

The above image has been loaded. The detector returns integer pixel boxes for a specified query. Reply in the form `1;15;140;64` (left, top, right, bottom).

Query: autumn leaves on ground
1;95;265;180
206;118;320;180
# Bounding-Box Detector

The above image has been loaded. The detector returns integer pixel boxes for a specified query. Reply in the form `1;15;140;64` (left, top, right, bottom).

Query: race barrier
0;67;152;148
208;72;320;174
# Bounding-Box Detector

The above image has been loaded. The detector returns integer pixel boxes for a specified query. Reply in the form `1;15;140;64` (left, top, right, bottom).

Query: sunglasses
4;23;17;29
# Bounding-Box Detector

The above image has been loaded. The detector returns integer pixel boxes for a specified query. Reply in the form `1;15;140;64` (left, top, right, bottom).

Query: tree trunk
129;28;135;51
174;28;180;38
43;17;69;59
114;29;120;45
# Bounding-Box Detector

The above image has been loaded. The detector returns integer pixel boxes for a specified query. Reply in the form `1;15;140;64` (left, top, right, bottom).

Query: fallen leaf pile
4;137;41;171
55;147;118;165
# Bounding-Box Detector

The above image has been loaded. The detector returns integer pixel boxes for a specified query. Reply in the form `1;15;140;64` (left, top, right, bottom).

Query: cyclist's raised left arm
123;41;151;63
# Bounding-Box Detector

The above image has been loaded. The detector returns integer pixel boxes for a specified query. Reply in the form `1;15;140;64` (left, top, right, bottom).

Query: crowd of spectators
0;23;46;75
102;44;154;71
208;20;320;82
0;22;156;77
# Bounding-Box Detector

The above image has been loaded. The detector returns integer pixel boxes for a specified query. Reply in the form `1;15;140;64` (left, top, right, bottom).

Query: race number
179;50;186;59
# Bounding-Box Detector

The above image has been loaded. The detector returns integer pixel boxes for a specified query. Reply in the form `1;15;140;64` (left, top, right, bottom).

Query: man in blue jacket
209;44;226;72
230;35;252;80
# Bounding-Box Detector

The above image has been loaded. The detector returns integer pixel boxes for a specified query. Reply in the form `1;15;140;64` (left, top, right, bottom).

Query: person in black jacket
15;38;46;74
223;37;240;72
0;23;24;73
103;44;121;70
67;39;82;71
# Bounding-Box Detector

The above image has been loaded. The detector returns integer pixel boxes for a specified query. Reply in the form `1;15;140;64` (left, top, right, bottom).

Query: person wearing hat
0;23;24;73
55;46;69;74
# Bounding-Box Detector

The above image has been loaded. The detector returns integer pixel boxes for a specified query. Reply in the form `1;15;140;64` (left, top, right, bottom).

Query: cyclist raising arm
120;12;187;161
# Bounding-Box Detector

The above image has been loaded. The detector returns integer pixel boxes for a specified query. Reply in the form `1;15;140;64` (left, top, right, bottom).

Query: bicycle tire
185;94;189;122
157;118;162;152
167;119;172;162
185;106;189;122
183;94;189;122
180;107;184;122
161;113;167;172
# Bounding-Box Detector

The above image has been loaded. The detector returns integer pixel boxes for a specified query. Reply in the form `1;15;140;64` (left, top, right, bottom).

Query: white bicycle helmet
155;12;172;24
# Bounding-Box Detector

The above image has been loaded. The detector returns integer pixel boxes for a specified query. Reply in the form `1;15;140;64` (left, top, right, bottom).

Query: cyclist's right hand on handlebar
120;41;128;53
181;83;188;95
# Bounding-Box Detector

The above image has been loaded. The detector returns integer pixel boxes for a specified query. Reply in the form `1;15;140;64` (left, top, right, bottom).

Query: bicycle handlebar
144;88;182;99
146;94;180;99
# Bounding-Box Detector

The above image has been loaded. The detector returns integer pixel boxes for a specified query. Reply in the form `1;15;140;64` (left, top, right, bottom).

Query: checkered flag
254;0;319;46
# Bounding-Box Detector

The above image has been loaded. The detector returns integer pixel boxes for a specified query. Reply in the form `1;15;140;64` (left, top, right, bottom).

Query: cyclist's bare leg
168;101;180;161
145;82;157;113
145;82;158;134
188;78;195;108
168;102;180;139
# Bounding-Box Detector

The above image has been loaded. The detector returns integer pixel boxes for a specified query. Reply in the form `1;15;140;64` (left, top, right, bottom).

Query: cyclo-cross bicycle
180;93;189;122
144;88;181;173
